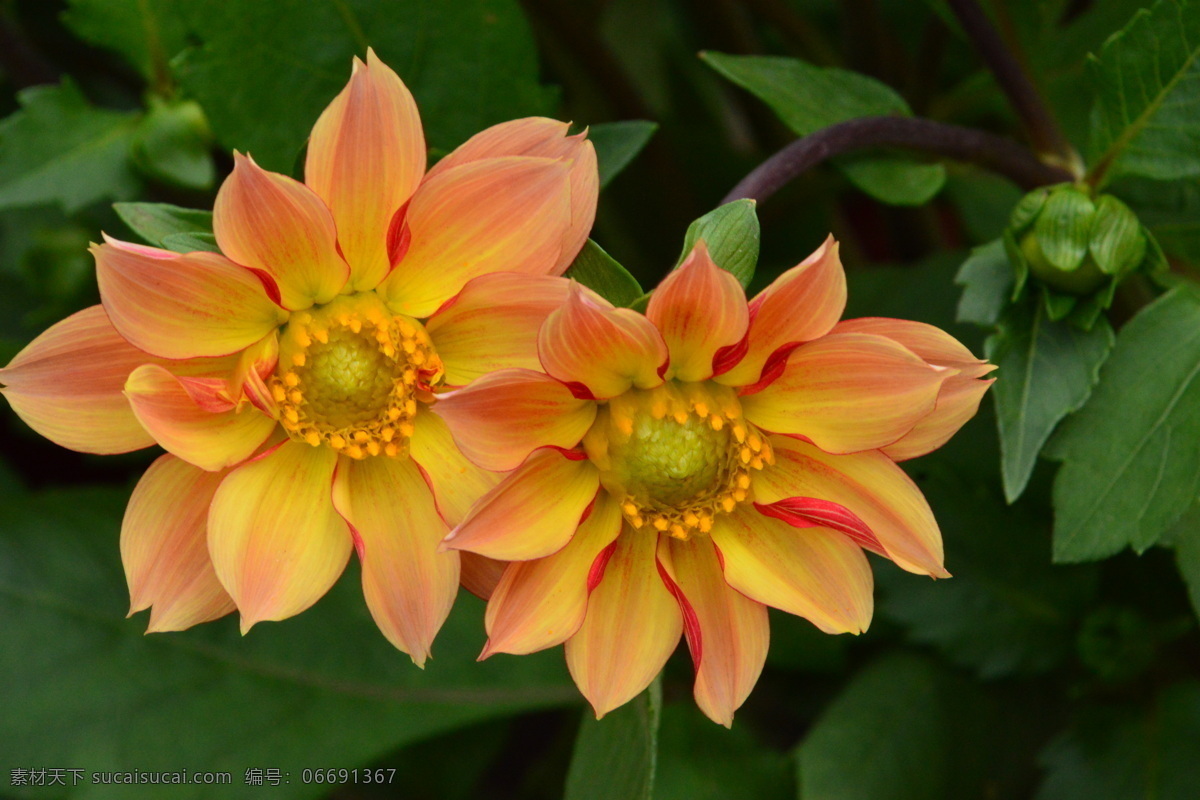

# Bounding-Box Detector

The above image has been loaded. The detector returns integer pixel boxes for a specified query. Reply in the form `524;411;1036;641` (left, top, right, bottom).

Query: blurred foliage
2;0;1200;798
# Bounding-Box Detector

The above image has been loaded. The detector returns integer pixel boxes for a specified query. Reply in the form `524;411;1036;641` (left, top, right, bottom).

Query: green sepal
676;199;759;288
564;239;644;307
1042;286;1078;321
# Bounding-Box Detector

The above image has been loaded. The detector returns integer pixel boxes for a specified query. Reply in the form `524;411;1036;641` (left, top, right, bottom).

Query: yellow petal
565;525;682;719
539;282;668;399
484;494;623;656
428;117;598;272
409;411;500;527
122;454;236;632
94;236;286;359
305;49;426;291
207;440;352;631
441;449;600;561
657;535;769;728
124;364;277;472
213;152;349;309
756;435;948;577
740;332;948;454
332;455;457;666
717;235;846;386
834;318;995;461
710;507;873;634
377;156;572;318
434;368;596;472
0;305;156;453
647;240;749;382
426;272;570;386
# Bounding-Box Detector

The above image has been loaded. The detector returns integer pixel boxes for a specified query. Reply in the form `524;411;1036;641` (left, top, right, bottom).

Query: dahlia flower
436;238;994;723
0;50;597;665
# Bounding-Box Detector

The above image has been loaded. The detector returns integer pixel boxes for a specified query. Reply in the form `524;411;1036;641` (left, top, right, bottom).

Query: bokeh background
1;1;1198;798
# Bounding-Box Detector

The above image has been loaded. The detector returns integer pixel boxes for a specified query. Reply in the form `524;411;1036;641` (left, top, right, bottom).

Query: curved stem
946;0;1075;166
721;116;1073;205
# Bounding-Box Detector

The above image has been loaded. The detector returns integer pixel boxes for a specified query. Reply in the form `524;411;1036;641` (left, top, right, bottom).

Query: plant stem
945;0;1075;168
721;116;1073;205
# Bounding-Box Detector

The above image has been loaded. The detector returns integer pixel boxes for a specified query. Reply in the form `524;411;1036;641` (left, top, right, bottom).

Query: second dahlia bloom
436;237;994;723
0;50;597;664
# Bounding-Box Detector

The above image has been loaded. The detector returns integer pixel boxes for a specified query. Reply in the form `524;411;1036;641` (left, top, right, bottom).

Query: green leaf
114;202;214;248
1170;516;1200;619
655;703;792;800
1051;286;1200;562
1037;683;1200;799
588;120;658;188
564;680;660;800
565;239;644;307
795;655;995;800
955;239;1013;327
1088;0;1200;184
176;0;556;173
0;81;141;213
62;0;189;83
0;485;579;797
1116;177;1200;263
677;200;759;287
986;302;1114;503
701;52;945;206
130;100;216;191
881;408;1100;678
161;231;221;253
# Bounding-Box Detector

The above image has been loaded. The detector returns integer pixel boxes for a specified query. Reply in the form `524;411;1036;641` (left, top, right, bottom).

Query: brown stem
721;116;1073;205
946;0;1074;167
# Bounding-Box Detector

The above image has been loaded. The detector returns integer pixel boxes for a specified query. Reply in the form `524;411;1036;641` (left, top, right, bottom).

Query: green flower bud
1007;184;1149;297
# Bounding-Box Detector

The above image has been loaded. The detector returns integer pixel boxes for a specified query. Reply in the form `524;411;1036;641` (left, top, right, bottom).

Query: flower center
582;382;773;540
271;293;443;459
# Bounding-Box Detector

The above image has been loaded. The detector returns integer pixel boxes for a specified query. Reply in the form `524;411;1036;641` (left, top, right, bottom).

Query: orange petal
441;449;600;561
740;332;948;454
377;156;572;318
207;440;352;631
124;364;277;472
305;49;425;292
122;454;236;632
484;493;623;656
756;435;947;577
460;552;507;600
409;411;500;527
657;536;769;727
647;240;749;382
710;507;873;634
434;369;596;472
717;235;846;387
0;305;156;453
213;152;349;309
539;282;668;399
565;526;682;719
332;455;457;666
834;318;996;461
426;272;570;386
427;118;598;272
94;236;286;359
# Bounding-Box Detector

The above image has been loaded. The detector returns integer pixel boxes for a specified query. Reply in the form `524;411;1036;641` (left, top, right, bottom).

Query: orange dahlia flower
436;237;995;723
0;50;597;664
